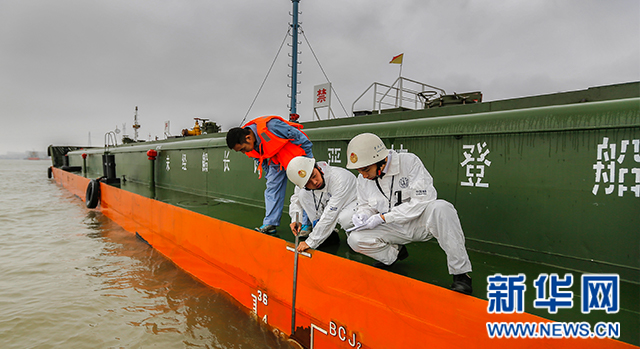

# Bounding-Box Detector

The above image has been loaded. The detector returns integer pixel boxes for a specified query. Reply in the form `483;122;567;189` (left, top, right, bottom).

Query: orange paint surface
52;167;635;348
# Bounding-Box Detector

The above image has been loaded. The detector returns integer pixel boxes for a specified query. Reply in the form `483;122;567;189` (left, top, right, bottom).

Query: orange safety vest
243;115;308;178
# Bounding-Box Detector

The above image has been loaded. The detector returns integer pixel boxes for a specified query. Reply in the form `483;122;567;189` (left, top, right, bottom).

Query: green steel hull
52;82;640;345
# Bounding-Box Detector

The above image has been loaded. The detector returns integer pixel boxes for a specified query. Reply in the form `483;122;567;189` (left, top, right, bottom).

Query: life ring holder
85;179;101;209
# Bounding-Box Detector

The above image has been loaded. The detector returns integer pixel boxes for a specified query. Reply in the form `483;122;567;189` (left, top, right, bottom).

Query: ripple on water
0;161;290;349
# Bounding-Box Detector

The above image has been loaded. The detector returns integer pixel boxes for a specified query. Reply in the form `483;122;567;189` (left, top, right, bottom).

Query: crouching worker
346;133;473;295
286;156;358;253
226;115;313;235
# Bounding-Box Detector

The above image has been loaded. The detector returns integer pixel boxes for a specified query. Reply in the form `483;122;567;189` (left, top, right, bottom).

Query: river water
0;160;289;349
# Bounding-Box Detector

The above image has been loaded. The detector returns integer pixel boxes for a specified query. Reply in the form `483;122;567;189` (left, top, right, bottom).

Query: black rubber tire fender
47;166;52;179
85;179;101;209
61;166;82;172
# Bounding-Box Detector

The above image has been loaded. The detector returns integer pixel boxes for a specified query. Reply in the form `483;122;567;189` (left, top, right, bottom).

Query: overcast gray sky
1;0;638;155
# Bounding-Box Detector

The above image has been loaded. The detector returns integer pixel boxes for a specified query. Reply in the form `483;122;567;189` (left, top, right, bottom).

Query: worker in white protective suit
346;133;473;295
286;156;358;253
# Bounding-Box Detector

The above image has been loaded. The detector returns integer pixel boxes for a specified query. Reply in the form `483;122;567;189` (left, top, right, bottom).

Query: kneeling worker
286;156;358;252
346;133;473;295
226;115;313;235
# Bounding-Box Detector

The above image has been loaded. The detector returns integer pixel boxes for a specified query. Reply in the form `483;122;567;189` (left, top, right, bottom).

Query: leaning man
226;115;313;235
346;133;473;295
286;156;358;252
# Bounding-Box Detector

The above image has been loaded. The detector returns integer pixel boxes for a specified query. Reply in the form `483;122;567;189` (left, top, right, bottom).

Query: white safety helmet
346;133;389;169
347;133;389;170
286;156;316;188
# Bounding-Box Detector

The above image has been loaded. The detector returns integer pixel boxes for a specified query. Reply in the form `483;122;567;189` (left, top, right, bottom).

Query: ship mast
288;0;301;122
132;106;140;141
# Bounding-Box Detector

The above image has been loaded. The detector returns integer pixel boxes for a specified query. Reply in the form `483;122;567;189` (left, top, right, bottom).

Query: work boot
255;224;277;235
373;245;408;269
451;273;473;295
397;245;409;261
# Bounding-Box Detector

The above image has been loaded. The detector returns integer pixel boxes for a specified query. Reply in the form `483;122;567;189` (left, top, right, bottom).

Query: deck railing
351;77;446;116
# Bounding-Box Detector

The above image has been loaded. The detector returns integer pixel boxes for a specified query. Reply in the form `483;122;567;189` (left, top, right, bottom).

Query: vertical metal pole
149;158;156;199
398;77;403;109
395;81;399;108
291;212;300;336
290;0;300;116
374;84;378;114
147;150;157;199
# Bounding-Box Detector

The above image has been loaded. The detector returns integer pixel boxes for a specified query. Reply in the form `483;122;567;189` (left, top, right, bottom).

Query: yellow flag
389;53;403;64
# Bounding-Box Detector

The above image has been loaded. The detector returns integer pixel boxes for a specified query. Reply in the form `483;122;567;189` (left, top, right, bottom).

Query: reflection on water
84;211;289;348
0;161;290;349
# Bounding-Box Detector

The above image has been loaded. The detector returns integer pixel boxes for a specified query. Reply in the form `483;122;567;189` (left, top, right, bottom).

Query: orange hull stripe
52;168;635;348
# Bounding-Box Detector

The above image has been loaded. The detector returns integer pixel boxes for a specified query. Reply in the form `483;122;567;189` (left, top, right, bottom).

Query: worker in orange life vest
226;115;314;235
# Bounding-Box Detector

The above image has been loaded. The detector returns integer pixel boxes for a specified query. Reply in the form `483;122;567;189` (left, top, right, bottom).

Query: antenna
132;106;140;141
164;120;170;139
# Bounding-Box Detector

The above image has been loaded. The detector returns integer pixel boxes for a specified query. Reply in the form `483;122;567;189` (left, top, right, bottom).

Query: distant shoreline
0;157;51;160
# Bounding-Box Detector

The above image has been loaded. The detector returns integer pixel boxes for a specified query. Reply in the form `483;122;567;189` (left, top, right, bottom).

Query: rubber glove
352;213;370;227
360;214;384;230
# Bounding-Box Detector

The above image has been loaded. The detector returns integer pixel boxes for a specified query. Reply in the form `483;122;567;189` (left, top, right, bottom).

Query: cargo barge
48;80;639;348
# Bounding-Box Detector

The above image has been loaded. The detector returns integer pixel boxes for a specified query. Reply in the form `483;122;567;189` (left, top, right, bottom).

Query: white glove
359;214;384;231
352;213;370;227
